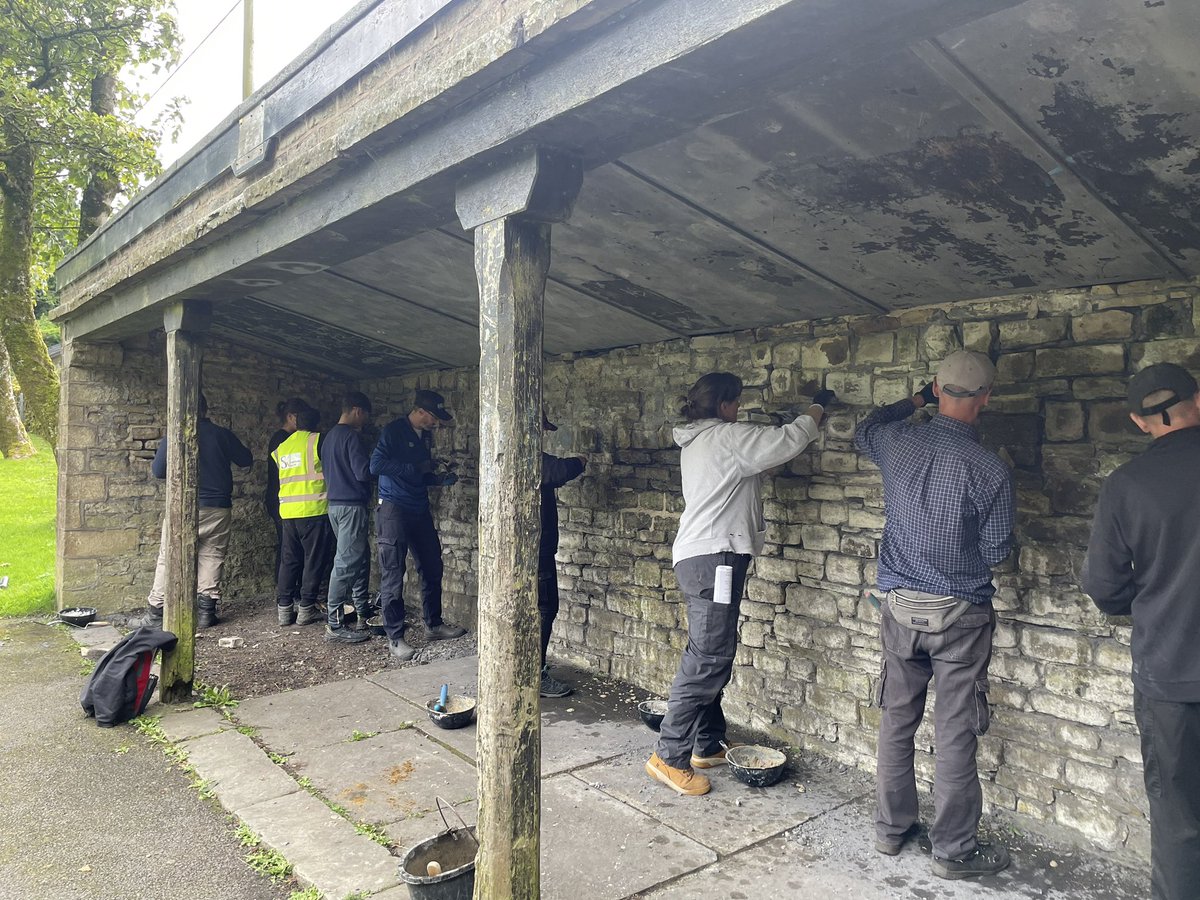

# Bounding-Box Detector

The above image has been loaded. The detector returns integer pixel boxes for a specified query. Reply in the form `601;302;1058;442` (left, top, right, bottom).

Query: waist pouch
887;590;974;634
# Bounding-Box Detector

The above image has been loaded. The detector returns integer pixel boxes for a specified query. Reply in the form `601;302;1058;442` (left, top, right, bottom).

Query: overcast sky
135;0;362;169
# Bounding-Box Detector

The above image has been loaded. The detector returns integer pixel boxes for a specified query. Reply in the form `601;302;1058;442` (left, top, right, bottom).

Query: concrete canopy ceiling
61;0;1200;378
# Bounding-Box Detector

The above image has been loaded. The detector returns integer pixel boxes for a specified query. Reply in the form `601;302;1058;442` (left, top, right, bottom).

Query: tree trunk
0;330;35;459
78;71;120;242
0;124;60;444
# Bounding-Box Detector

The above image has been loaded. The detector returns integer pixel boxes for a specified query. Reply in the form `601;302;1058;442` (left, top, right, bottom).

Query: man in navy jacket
370;390;466;660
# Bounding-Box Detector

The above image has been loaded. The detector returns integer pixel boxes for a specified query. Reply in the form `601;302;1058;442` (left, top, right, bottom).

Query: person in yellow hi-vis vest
272;403;333;627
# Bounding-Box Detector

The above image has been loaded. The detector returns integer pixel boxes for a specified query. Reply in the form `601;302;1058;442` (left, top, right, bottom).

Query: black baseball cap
415;389;453;422
1127;363;1198;421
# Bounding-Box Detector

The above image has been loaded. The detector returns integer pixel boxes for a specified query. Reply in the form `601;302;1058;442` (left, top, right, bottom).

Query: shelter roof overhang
54;0;1200;376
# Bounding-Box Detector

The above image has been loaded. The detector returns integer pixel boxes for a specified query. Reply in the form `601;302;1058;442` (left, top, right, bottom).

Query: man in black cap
370;389;467;660
1084;362;1200;900
538;414;587;697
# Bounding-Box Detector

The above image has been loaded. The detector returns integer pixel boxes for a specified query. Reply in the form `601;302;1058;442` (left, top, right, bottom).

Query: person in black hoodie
1084;362;1200;900
140;393;252;628
538;414;587;698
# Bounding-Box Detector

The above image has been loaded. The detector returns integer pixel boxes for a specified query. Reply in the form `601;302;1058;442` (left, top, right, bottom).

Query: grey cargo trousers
656;552;751;769
875;596;995;860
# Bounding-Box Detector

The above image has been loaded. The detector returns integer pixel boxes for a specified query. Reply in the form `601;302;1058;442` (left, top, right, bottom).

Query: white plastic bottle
714;565;733;604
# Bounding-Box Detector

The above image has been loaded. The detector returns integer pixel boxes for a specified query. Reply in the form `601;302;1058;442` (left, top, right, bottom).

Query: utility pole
242;0;254;99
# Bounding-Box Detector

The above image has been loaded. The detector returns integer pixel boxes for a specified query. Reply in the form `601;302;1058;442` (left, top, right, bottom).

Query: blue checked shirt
854;399;1015;603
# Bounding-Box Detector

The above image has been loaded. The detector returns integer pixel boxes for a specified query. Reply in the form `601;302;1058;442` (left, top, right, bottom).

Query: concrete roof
55;0;1200;376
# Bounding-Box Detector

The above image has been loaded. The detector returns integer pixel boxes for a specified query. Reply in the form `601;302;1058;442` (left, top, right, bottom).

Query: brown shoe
691;743;740;769
645;752;711;796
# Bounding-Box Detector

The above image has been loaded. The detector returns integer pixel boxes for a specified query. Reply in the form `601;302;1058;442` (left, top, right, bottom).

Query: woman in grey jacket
646;371;831;795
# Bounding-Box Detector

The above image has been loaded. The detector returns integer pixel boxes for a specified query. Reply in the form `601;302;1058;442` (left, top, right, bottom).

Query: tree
0;0;179;457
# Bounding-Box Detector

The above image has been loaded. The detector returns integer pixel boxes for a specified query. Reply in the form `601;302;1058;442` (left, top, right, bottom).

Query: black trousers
537;561;559;666
277;516;333;608
376;501;444;637
1134;690;1200;900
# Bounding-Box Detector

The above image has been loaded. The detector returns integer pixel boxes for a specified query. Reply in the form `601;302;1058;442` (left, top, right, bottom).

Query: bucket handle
436;795;479;847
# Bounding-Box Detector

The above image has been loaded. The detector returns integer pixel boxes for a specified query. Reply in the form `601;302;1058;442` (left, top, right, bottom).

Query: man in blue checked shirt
854;350;1015;881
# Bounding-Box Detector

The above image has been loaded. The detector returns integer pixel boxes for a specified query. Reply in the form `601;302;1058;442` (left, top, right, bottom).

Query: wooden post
457;149;582;900
159;300;211;704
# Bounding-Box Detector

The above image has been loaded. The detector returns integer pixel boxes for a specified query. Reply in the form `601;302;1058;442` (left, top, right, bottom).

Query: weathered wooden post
158;300;210;703
456;148;582;900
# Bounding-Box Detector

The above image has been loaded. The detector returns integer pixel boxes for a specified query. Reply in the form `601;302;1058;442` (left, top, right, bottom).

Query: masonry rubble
57;275;1200;863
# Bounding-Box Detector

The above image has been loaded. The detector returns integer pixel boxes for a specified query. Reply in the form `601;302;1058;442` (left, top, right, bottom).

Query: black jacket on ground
540;453;585;565
1083;426;1200;701
152;418;253;508
81;627;178;727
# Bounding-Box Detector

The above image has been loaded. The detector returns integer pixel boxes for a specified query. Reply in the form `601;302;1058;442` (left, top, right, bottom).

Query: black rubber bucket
398;800;478;900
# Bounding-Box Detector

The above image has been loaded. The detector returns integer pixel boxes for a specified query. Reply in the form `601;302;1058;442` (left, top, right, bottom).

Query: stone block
799;525;840;552
754;556;797;582
998;317;1068;349
824;371;872;406
802;336;849;369
1020;629;1092;666
63;528;140;558
1072;377;1127;400
1131;337;1200;371
1087;401;1142;444
632;559;661;587
1019;545;1071;576
855;332;894;365
823;555;861;585
1054;792;1126;851
1073;310;1133;342
996;352;1034;383
786;585;839;623
962;321;993;353
1029;690;1111;727
1036;345;1125;377
921;325;959;360
1044;402;1084;442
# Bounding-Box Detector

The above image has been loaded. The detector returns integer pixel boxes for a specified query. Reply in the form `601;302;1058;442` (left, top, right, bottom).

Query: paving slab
159;706;230;742
541;773;716;899
66;622;123;649
183;729;301;812
239;789;400;899
289;726;478;826
576;748;867;856
233;678;418;752
367;655;480;709
644;794;1146;900
540;709;652;776
384;799;478;857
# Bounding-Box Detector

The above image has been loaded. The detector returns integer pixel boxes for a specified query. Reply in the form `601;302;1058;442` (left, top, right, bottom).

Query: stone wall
367;276;1200;862
59;276;1200;860
56;332;345;613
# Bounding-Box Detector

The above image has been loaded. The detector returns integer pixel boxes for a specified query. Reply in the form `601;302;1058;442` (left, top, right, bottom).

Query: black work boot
196;594;219;629
134;604;164;630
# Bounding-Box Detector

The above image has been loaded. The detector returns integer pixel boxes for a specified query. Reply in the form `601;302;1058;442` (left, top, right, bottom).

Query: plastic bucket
398;825;477;900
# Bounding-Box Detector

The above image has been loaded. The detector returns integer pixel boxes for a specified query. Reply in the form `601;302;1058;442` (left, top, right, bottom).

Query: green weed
347;729;378;742
194;682;239;711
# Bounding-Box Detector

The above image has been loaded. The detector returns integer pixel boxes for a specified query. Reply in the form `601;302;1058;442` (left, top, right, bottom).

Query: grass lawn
0;436;57;616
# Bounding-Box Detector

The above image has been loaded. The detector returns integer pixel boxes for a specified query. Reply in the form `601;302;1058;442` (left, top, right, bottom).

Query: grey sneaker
325;625;370;645
932;842;1010;880
295;605;323;626
277;604;296;626
389;637;416;661
539;668;572;698
426;623;466;641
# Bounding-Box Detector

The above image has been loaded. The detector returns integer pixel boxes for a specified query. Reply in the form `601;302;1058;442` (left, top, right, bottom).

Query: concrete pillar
456;148;582;900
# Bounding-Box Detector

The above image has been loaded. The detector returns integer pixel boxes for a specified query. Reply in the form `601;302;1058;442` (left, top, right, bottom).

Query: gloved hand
918;382;937;406
812;388;836;408
440;473;459;487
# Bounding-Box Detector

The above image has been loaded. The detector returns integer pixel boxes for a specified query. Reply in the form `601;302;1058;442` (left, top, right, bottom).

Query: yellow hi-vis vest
272;430;327;519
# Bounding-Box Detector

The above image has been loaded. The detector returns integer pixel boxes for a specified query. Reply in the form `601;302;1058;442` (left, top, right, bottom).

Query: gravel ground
115;592;477;699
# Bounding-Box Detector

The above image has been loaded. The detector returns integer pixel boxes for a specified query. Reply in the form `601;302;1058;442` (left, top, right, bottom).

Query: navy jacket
370;416;434;512
323;424;372;506
152;418;253;508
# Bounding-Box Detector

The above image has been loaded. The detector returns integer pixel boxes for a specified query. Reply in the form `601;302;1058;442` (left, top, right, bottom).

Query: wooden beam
158;300;210;704
460;149;580;900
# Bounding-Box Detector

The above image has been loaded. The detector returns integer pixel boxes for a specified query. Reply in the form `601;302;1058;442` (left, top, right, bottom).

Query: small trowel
434;683;449;713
